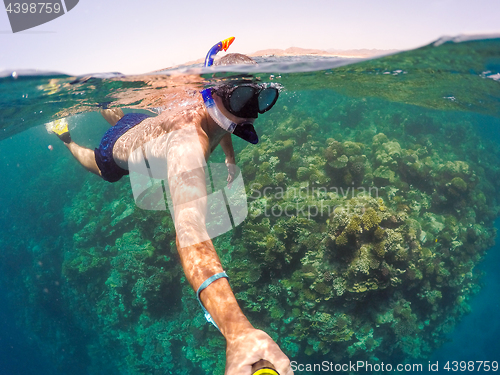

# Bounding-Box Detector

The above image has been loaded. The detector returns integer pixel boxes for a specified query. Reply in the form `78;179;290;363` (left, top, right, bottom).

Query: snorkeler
49;38;292;375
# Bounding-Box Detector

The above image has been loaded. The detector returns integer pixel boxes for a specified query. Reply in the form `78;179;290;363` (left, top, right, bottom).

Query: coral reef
229;98;500;364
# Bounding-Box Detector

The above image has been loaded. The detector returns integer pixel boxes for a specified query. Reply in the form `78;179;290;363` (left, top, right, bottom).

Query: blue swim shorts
94;112;151;182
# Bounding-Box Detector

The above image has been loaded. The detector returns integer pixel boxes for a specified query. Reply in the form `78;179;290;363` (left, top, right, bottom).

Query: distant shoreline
249;46;398;59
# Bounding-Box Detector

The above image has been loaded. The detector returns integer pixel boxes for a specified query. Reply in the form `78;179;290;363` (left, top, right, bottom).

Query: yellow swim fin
46;118;71;143
46;118;69;135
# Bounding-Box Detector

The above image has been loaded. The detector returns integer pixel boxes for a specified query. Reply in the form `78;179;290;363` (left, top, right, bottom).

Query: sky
0;0;499;75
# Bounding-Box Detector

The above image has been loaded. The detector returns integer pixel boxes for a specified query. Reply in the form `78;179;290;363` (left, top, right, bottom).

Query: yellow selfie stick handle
252;359;280;375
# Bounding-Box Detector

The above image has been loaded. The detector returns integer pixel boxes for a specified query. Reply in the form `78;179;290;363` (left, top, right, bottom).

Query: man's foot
57;131;72;144
96;101;111;110
46;118;72;144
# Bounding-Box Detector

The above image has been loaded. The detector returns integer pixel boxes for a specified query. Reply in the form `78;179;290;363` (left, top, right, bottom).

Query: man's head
214;53;257;66
202;49;280;144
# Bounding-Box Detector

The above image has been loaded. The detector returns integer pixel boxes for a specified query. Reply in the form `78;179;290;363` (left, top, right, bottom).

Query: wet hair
214;53;256;66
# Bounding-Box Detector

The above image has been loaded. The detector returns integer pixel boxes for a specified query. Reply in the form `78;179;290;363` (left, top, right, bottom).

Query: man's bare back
112;89;226;170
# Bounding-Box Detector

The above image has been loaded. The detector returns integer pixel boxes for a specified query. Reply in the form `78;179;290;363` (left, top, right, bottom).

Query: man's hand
220;133;236;189
226;162;236;189
225;328;293;375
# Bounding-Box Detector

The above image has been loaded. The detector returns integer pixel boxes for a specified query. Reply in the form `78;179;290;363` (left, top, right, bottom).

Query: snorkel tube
204;36;235;67
201;89;237;133
200;37;235;124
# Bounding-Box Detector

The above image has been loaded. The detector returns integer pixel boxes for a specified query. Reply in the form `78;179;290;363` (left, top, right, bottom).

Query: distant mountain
250;46;398;58
326;48;399;57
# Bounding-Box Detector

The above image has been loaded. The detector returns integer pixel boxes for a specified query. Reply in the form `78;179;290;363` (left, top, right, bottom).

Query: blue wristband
196;271;228;331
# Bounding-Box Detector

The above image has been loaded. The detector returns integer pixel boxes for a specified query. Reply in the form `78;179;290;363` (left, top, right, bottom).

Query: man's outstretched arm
166;125;292;375
176;238;292;375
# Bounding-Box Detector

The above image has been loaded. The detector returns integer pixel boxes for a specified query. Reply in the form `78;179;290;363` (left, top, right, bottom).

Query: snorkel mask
201;37;279;145
214;82;280;119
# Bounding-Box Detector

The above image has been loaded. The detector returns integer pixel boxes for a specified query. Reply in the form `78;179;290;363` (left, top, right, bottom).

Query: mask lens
258;88;279;113
229;86;256;113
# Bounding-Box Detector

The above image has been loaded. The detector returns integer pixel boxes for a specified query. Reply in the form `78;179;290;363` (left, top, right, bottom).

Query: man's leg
65;141;102;177
48;118;102;178
101;108;124;126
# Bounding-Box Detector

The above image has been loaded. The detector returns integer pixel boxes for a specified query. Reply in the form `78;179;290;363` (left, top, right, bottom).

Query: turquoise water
0;36;499;374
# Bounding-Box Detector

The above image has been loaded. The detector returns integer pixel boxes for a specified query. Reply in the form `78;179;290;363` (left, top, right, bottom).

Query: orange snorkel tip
221;36;235;51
